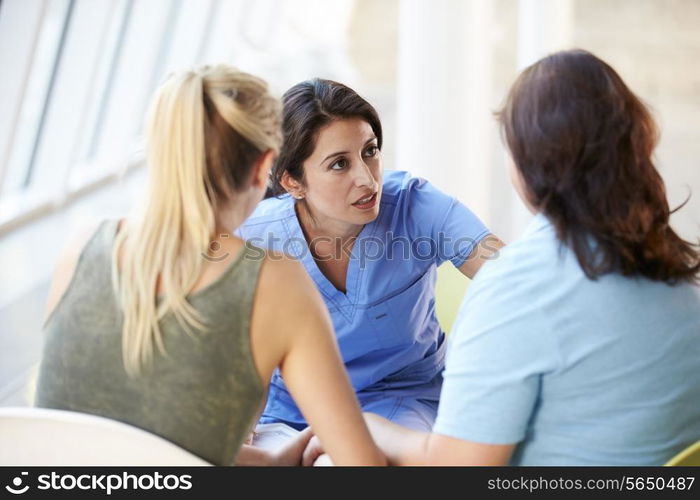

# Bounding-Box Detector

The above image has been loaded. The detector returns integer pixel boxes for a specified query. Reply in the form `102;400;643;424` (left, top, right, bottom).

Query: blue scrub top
237;170;490;424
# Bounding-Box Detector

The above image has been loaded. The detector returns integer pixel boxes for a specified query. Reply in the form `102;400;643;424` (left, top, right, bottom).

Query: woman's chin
350;206;380;225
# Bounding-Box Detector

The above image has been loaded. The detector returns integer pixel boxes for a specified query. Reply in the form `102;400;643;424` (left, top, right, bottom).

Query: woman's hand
236;426;315;466
273;426;315;466
302;435;323;466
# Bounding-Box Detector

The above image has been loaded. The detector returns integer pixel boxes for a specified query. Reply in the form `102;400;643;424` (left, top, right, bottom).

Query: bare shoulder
256;251;319;306
44;220;109;322
256;252;333;337
249;251;331;380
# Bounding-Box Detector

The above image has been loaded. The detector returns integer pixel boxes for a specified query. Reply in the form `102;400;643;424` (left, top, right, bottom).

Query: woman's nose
353;161;375;188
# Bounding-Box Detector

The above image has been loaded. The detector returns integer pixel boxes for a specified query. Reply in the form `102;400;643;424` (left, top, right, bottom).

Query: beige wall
392;0;699;241
574;0;700;241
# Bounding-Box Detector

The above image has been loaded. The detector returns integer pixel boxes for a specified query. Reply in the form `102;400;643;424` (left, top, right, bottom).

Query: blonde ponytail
113;65;281;376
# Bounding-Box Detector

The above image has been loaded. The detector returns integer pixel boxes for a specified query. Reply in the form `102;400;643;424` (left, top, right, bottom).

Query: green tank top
35;219;265;465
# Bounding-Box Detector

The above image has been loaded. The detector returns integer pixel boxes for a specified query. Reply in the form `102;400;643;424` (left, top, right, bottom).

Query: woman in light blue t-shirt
304;49;700;466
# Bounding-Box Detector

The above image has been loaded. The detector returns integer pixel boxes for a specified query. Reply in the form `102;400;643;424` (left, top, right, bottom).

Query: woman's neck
214;202;249;238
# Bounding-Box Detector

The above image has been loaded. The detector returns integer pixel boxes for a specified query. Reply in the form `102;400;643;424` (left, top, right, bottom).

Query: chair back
666;440;700;466
0;407;209;465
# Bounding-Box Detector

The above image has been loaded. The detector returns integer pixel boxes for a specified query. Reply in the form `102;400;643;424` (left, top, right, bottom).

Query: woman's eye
364;146;379;157
330;158;347;170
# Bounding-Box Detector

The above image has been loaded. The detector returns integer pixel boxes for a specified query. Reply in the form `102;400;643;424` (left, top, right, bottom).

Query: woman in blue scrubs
237;79;503;431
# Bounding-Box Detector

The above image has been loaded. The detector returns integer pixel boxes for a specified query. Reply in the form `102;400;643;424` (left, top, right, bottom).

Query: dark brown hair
497;49;699;284
267;78;382;196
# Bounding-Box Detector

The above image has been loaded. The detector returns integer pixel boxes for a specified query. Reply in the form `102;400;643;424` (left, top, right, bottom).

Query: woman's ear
279;170;305;200
251;150;276;189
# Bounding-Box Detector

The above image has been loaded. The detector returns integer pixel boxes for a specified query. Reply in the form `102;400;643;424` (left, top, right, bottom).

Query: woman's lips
352;192;378;210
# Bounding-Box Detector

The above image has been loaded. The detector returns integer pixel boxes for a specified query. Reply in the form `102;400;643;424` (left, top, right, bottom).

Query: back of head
115;64;281;376
268;78;383;196
497;49;699;284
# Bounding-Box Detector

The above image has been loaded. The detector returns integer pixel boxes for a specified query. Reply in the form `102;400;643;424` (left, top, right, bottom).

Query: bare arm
363;413;514;466
250;256;385;466
458;234;505;279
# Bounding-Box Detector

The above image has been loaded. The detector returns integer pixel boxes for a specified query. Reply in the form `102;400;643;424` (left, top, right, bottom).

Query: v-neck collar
283;200;378;319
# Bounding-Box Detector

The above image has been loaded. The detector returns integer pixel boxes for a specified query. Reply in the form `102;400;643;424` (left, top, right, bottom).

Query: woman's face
296;118;382;231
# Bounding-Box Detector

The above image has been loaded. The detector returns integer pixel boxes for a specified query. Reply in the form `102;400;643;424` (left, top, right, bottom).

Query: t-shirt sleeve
404;177;491;268
432;265;559;444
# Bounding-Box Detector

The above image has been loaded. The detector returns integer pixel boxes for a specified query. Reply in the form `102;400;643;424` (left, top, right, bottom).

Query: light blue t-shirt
433;213;700;465
237;170;490;425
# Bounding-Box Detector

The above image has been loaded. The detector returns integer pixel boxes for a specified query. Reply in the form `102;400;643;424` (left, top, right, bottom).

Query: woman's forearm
363;413;430;466
234;444;277;466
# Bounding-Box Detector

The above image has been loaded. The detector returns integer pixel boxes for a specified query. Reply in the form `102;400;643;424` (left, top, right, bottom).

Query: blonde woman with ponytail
35;65;385;466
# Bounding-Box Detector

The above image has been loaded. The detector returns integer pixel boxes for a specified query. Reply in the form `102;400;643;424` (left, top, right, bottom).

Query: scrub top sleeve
432;273;558;445
438;198;491;268
405;178;490;267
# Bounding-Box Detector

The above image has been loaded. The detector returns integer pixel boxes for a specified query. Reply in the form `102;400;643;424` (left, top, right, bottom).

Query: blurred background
1;0;699;406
